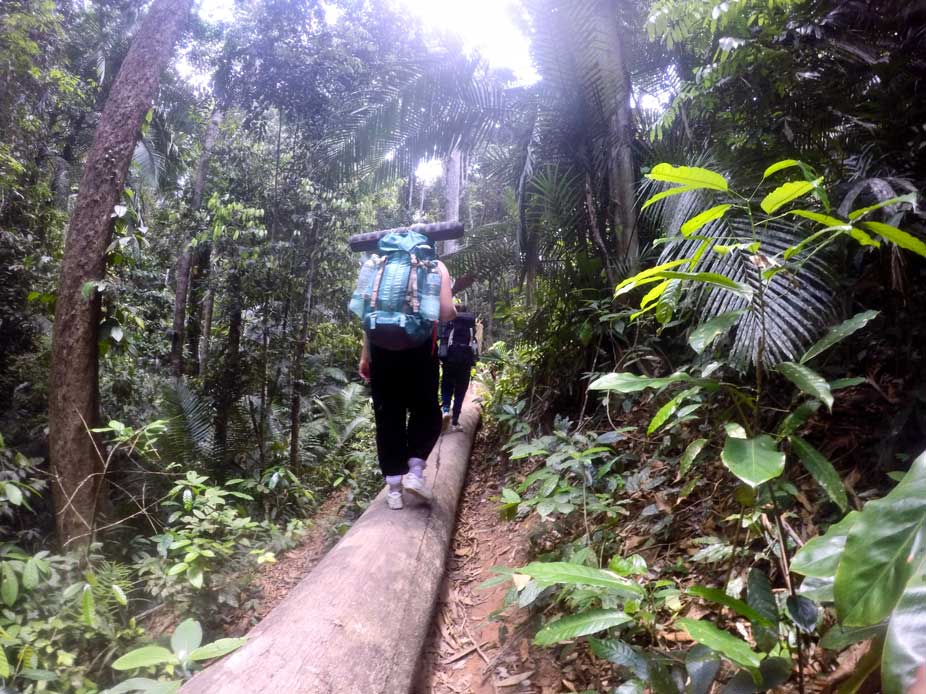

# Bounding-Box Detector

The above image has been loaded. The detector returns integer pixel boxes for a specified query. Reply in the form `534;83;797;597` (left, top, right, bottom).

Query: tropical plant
623;161;922;367
790;451;926;694
104;618;245;693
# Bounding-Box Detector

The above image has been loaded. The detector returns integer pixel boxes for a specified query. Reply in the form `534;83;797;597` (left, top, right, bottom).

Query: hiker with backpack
439;304;478;432
349;229;457;510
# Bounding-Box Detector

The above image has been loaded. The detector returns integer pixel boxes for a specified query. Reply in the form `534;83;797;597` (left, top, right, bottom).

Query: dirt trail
227;488;350;636
415;431;563;694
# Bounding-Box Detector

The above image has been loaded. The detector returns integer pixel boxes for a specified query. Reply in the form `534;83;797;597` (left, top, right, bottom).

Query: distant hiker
439;303;478;433
350;230;456;510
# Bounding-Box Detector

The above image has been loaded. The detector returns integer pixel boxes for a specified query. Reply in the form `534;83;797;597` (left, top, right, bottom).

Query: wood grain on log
182;390;481;694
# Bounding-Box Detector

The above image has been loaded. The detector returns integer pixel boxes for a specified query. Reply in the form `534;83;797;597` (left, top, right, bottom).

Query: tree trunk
602;0;638;271
198;285;214;378
585;172;617;286
171;107;224;379
48;0;193;547
442;148;462;255
213;267;242;476
288;256;316;469
485;281;495;346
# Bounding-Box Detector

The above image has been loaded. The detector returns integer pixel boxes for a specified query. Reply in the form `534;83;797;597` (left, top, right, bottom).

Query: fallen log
182;390;481;694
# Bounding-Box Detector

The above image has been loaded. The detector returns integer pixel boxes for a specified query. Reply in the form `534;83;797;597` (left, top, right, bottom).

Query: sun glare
392;0;537;84
190;0;537;85
415;159;444;186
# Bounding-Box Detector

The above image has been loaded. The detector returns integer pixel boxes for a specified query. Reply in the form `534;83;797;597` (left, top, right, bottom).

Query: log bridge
182;391;481;694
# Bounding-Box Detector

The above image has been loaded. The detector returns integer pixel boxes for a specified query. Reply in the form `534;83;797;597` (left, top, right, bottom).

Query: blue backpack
348;230;442;350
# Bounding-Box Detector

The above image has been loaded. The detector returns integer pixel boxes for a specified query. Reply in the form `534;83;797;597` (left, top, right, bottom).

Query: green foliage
787;453;926;692
106;618;245;692
720;435;785;488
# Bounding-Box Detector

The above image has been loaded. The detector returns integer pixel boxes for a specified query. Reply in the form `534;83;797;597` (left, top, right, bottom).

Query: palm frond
158;382;216;467
649;184;837;368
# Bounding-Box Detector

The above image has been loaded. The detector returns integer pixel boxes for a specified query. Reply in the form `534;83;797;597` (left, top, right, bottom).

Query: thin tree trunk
442;147;462;255
485;281;495;346
198;285;214;378
48;0;192;547
602;0;638;270
171;107;223;378
214;267;242;475
585;172;617;286
289;254;316;469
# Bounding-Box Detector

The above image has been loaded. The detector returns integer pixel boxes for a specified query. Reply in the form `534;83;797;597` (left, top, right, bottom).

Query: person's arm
436;261;457;322
358;333;371;382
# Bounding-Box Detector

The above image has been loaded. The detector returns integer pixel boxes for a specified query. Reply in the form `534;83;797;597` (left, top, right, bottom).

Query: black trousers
369;340;442;477
440;358;472;423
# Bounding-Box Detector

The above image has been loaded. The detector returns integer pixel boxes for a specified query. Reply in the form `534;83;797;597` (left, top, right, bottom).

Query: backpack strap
405;253;420;313
369;255;388;309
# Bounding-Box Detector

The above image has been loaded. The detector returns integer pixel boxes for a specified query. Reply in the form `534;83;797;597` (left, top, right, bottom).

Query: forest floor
218;380;901;693
227;487;351;636
414;430;564;694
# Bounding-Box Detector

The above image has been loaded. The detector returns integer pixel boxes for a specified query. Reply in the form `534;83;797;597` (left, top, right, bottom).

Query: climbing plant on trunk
47;0;193;546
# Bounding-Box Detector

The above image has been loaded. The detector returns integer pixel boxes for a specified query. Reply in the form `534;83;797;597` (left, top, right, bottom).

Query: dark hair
456;303;468;313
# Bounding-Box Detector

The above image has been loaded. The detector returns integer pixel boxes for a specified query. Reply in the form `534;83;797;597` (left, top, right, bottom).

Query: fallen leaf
496;671;534;687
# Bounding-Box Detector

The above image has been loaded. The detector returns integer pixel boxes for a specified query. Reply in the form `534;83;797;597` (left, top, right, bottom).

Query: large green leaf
790;436;848;511
686;586;774;627
777;401;821;437
0;646;8;679
642;184;696;210
675;618;761;671
681;204;733;237
820;623;886;650
747;568;781;652
679;438;707;477
170;619;203;662
589;638;649;678
646;163;728;191
188;638;247;662
648;387;700;435
760;178;821;214
762;159;802;179
791;210;881;248
848;192;918;221
801;310;879;363
835;453;926;626
588;372;691;394
791;512;859;578
22;557;39;590
651;271;752;298
518;562;643;598
685;644;722;694
688;310;745;354
861;221;926;257
1;563;18;606
776;362;834;410
534;609;632;646
614;259;690;296
103;678;181;694
882;568;926;694
112;646;180;671
721;435;785;488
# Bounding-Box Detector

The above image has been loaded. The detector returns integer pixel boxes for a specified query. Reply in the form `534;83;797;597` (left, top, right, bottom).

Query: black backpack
439;313;477;364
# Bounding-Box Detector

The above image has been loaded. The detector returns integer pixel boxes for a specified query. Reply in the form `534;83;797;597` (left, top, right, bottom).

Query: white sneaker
451;423;463;433
403;472;432;502
441;410;451;432
386;490;403;510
